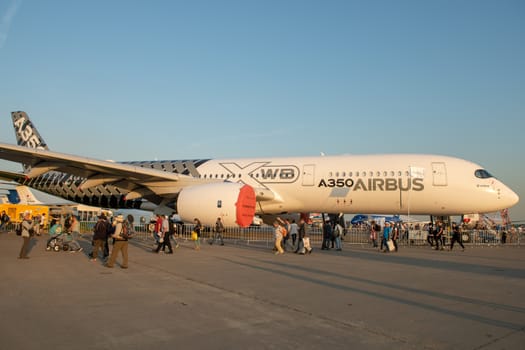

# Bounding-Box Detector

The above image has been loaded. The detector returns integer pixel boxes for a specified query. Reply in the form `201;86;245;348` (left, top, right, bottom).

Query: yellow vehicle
0;204;49;223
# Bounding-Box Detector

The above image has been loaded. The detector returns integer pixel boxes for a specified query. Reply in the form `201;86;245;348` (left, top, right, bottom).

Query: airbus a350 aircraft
0;111;519;227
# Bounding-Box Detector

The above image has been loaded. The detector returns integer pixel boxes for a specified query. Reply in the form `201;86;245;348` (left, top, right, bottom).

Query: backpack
281;226;288;237
15;224;22;236
334;224;343;237
121;222;131;239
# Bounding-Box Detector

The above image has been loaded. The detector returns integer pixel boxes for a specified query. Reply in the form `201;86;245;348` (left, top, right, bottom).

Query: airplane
0;111;519;227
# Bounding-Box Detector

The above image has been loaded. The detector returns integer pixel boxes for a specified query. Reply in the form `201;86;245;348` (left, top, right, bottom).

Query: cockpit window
475;169;493;179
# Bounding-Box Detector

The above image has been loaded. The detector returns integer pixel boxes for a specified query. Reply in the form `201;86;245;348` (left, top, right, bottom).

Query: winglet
11;111;49;150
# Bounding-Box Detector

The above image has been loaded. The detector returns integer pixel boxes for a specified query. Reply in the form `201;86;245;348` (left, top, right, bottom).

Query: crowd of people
272;218;313;255
16;210;525;265
368;220;466;252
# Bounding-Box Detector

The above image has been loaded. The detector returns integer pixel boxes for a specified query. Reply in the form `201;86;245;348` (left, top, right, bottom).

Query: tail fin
15;185;43;205
11;111;49;150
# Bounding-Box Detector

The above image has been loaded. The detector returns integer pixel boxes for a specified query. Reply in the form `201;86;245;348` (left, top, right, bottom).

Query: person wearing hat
91;214;110;262
106;214;129;268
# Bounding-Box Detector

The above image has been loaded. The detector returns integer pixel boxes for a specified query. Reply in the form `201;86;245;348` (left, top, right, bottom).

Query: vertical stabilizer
15;185;43;205
11;111;49;150
11;111;49;172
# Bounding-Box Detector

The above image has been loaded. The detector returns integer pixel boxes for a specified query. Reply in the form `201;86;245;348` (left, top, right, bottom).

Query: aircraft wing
0;142;207;200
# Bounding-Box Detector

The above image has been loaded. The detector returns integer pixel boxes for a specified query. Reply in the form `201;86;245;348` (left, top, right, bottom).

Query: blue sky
0;0;524;221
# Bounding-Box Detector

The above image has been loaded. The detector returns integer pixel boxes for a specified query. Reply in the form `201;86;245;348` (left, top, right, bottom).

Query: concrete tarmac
0;232;524;350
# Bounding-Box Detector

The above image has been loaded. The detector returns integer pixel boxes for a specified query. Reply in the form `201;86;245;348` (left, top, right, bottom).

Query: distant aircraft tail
11;111;49;150
15;185;43;205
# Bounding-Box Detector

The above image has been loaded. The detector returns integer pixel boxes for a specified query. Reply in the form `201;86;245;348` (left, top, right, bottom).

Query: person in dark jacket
295;219;306;253
91;214;109;262
434;221;444;250
322;219;332;250
450;222;465;251
19;212;34;259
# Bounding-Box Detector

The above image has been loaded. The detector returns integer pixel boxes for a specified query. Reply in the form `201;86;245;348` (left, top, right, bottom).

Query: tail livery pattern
11;111;48;150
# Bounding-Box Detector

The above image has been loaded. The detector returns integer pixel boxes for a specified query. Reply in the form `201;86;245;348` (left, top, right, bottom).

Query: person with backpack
334;222;344;251
106;215;130;268
18;211;34;259
210;217;225;246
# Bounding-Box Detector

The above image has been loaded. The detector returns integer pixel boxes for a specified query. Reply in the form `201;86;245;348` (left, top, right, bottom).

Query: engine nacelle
177;182;256;227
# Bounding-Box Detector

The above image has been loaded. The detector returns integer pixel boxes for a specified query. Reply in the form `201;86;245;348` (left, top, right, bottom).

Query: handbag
191;231;198;241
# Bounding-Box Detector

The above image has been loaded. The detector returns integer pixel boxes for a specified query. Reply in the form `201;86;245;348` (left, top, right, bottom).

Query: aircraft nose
502;185;519;208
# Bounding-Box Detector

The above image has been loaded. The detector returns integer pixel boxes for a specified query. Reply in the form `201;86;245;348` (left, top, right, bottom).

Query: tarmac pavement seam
471;327;525;350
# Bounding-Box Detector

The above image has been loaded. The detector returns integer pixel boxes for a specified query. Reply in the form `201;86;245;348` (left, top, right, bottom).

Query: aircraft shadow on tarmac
210;240;525;280
216;254;525;332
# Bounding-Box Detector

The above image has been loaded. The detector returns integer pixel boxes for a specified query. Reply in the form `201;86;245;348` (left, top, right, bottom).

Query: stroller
46;225;72;252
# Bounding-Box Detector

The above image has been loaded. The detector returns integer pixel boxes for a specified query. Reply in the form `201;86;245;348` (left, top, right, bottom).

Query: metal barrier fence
85;223;524;247
2;222;522;247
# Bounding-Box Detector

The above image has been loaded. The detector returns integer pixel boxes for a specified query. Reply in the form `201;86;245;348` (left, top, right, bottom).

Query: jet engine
177;182;256;227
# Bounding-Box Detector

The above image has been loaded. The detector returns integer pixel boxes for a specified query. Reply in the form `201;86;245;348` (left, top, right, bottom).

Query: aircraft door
302;164;315;186
432;162;448;186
